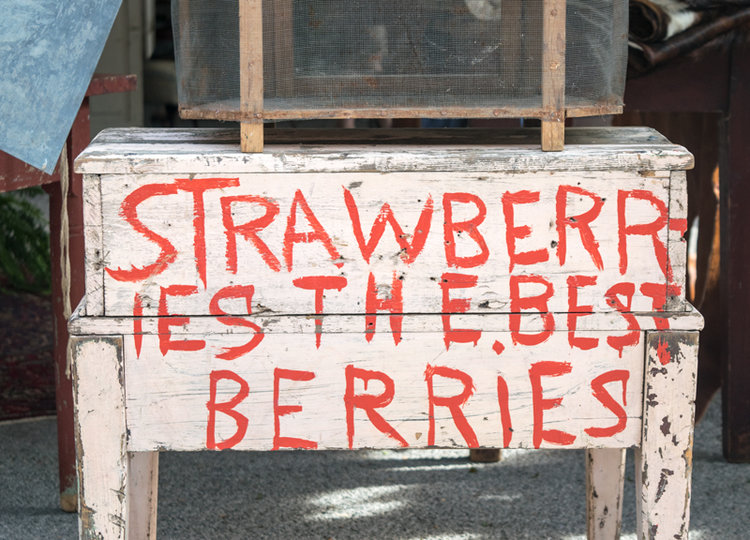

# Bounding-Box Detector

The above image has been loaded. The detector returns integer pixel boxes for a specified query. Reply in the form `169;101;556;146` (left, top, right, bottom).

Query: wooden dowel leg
241;121;264;153
542;121;565;151
128;451;159;540
586;448;625;540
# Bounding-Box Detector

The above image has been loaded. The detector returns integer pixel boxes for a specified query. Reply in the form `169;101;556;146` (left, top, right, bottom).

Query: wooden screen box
71;127;701;539
172;0;628;151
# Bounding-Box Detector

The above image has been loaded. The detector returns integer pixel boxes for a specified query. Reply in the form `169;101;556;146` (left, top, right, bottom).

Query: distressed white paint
666;170;689;312
123;330;644;452
635;331;699;540
74;127;694;175
586;448;626;539
72;336;127;539
89;169;680;316
82;173;105;316
68;302;705;337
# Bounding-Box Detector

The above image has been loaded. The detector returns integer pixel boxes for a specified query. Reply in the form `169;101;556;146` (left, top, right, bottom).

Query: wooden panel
90;170;684;317
666;170;689;311
123;329;644;452
82;173;105;316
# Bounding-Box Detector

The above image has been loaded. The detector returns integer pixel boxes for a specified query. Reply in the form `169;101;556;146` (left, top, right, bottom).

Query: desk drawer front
84;169;687;317
121;326;644;452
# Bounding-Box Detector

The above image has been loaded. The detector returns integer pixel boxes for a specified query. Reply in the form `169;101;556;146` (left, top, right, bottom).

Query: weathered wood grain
666;171;689;312
635;331;699;539
541;0;566;151
239;0;264;153
121;330;644;452
82;173;104;316
68;303;705;337
90;170;682;317
74;128;694;176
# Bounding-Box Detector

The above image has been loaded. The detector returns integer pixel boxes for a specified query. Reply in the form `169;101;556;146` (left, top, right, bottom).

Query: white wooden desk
71;127;701;539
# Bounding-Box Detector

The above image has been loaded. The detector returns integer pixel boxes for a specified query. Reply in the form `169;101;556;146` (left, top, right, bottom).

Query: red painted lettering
497;375;513;448
425;365;478;447
133;292;143;359
617;189;670;279
221;194;281;273
584;370;629;438
293;275;347;348
175;177;240;288
529;361;576;448
567;275;598;350
344;365;408;448
344;188;433;265
640;282;682;330
158;285;205;355
604;282;640;357
556;185;604;270
365;272;403;345
283;189;342;272
206;370;249;450
106;183;179;282
443;192;489;268
502;190;549;272
509;275;554;346
273;368;317;450
209;285;264;360
439;272;482;350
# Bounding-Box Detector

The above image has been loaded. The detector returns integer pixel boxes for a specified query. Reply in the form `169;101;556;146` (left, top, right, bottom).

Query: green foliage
0;187;51;295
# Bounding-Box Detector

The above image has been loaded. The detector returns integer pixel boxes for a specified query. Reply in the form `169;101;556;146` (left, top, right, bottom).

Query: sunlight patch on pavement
305;484;409;521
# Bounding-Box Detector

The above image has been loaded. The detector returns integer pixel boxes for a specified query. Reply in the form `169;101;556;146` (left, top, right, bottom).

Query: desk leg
586;448;625;539
635;331;699;539
128;452;159;539
72;336;129;539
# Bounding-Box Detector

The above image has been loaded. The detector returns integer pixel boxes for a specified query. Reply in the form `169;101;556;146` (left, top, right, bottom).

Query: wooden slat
74;127;693;176
541;0;566;151
179;100;622;123
239;0;264;153
68;304;705;337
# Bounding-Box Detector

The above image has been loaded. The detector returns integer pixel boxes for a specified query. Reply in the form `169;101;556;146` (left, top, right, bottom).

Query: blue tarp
0;1;122;173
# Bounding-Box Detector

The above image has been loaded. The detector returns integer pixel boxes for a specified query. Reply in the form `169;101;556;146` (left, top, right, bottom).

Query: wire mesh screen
172;0;627;120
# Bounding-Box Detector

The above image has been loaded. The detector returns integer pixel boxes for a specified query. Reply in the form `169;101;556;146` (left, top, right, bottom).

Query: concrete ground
1;397;748;539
